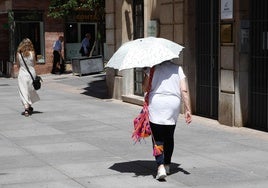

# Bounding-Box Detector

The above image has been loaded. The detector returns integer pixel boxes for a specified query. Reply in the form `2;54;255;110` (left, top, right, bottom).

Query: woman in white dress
16;38;40;117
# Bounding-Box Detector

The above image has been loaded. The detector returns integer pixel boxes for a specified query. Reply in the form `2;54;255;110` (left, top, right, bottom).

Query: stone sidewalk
0;73;268;188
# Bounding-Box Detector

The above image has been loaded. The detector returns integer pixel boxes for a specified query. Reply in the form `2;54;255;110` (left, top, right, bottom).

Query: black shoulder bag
19;52;42;90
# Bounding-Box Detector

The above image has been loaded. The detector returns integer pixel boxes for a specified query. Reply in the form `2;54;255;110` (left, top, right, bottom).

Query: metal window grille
133;0;144;96
196;0;219;119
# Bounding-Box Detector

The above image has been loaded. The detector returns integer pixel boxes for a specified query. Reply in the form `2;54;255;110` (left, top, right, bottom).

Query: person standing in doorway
80;33;92;57
143;60;192;180
51;36;65;74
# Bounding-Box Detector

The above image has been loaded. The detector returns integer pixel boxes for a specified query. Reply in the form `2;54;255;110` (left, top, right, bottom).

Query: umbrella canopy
105;37;184;70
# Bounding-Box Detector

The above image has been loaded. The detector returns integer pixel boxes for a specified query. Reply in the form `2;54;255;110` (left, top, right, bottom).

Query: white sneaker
164;165;170;175
156;165;167;180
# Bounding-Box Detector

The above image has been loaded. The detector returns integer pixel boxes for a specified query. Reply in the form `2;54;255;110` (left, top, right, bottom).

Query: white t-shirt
147;61;186;125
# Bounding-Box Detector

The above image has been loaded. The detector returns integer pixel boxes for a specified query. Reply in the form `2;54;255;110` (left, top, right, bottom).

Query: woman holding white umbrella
106;37;192;180
143;60;192;180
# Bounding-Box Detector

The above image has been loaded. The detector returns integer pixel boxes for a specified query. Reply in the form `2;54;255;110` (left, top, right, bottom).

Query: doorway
13;11;44;63
65;23;97;60
249;0;268;131
196;0;219;119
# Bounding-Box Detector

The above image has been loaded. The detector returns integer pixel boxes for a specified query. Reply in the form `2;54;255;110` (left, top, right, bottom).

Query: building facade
0;0;63;76
0;0;103;76
105;0;268;132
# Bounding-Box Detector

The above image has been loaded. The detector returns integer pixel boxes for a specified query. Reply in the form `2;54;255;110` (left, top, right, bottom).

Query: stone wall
219;0;250;127
105;0;187;101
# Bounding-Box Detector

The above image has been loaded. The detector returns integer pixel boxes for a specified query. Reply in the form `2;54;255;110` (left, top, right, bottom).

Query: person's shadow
109;160;190;179
21;111;43;116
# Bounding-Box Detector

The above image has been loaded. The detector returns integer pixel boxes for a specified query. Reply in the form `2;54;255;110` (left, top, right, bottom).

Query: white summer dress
17;51;40;107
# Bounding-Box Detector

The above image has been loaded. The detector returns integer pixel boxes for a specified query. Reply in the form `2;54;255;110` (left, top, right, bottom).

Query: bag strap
144;67;163;156
144;67;155;104
19;51;35;82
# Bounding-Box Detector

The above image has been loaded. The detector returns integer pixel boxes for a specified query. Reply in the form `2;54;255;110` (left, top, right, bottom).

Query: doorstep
122;95;144;106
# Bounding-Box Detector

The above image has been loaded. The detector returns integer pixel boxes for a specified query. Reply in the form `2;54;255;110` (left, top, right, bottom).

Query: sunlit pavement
0;73;268;188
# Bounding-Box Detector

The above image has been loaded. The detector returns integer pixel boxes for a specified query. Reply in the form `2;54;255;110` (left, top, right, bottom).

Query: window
133;0;144;39
133;0;144;96
14;11;45;63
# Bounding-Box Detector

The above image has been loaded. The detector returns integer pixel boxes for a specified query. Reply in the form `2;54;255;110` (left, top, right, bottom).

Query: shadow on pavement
109;160;190;177
21;111;43;116
81;79;109;99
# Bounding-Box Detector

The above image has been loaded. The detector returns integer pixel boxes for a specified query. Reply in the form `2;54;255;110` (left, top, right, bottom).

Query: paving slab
1;180;86;188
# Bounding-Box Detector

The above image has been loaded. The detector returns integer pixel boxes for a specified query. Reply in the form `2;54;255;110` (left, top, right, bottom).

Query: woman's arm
142;69;149;93
180;78;192;124
30;51;37;66
15;53;20;68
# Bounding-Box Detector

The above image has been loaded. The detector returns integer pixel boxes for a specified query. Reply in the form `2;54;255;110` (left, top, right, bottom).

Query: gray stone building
105;0;267;132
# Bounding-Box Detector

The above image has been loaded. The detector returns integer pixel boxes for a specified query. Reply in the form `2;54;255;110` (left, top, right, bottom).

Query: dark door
249;0;268;131
196;0;219;119
0;13;9;76
13;11;43;59
15;22;41;54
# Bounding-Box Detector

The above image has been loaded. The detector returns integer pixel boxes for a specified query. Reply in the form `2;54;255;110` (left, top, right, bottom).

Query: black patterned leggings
150;122;176;166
